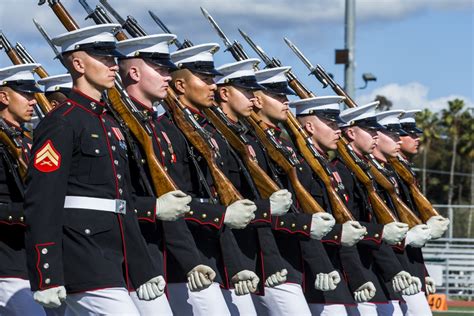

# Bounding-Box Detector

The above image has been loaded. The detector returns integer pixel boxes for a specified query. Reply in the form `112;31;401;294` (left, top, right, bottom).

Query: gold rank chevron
35;143;59;166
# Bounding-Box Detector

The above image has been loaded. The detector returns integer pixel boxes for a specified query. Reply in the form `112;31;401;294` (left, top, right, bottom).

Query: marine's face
183;72;217;108
259;91;289;122
84;53;118;90
351;126;379;155
140;61;172;101
400;134;420;156
313;116;342;151
0;88;36;124
227;86;256;118
377;130;401;158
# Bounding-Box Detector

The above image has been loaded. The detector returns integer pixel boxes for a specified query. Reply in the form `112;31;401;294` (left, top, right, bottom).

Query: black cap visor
261;82;295;95
72;42;124;58
353;117;384;130
401;123;422;135
221;76;266;91
3;80;42;94
178;61;222;76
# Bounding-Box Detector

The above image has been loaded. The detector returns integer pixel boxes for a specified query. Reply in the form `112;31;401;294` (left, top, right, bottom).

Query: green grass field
433;306;474;315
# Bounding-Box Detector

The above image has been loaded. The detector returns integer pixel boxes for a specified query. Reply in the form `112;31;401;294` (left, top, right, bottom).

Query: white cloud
357;82;474;112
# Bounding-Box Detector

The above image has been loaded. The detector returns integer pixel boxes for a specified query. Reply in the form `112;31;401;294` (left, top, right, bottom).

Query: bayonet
148;10;193;49
284;37;329;88
238;29;276;67
33;19;63;64
200;8;249;61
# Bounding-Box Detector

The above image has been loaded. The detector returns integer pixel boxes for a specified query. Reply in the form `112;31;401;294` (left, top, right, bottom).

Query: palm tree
417;109;440;195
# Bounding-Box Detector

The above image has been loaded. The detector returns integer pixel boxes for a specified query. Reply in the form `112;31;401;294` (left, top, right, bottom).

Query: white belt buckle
115;199;127;215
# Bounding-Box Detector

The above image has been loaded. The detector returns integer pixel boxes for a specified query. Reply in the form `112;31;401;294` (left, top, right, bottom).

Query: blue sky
0;0;472;112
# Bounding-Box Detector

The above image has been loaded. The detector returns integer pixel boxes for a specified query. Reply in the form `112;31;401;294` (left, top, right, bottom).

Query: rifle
149;10;282;200
203;105;281;199
388;156;440;222
246;112;324;214
15;42;50;78
39;0;180;197
0;119;28;181
38;0;80;31
86;1;244;205
200;10;353;218
337;138;397;224
0;31;54;114
164;90;243;205
368;158;421;228
285;38;426;226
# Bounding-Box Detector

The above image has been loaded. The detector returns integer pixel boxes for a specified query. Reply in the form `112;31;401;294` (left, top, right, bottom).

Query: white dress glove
155;190;192;221
265;269;288;288
224;199;257;229
392;271;412;292
405;224;431;248
187;264;216;292
231;270;260;295
33;286;67;308
425;276;436;295
341;221;367;247
137;276;166;301
354;282;376;302
314;270;341;291
402;276;422;295
310;213;336;240
382;222;409;245
426;215;450;239
269;189;292;216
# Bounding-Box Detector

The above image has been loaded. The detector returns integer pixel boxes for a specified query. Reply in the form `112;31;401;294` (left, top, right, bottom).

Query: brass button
334;235;339;239
107;132;112;137
263;212;268;218
84;229;91;235
202;214;207;219
8;215;12;221
364;231;368;235
134;209;138;213
94;149;100;154
119;188;123;195
280;221;284;226
20;216;24;222
141;159;146;164
214;218;219;223
41;248;48;255
291;223;296;228
114;160;119;166
111;145;116;151
43;263;49;269
374;233;380;238
303;225;308;230
117;174;122;180
45;278;51;284
162;151;166;157
147;211;152;217
189;211;194;215
397;242;401;245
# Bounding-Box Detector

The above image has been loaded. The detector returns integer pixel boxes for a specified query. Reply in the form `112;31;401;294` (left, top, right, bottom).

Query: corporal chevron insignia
34;140;61;172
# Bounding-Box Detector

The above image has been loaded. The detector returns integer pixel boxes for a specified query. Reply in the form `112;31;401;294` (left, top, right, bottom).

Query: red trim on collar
130;96;154;115
71;88;105;107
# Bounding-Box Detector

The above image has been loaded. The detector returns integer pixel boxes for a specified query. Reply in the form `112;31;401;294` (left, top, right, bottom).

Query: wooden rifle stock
388;156;440;222
367;160;422;228
285;113;355;222
48;1;80;31
107;87;178;196
246;112;324;214
336;138;397;224
202;106;280;199
287;78;314;100
164;89;242;206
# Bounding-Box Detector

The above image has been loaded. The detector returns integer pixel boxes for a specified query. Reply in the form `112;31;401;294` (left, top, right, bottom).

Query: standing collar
69;88;106;115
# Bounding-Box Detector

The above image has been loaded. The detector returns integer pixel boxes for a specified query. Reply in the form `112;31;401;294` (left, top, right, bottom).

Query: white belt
64;196;127;214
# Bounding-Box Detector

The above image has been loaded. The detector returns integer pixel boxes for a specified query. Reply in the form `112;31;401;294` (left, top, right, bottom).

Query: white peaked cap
37;74;72;93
